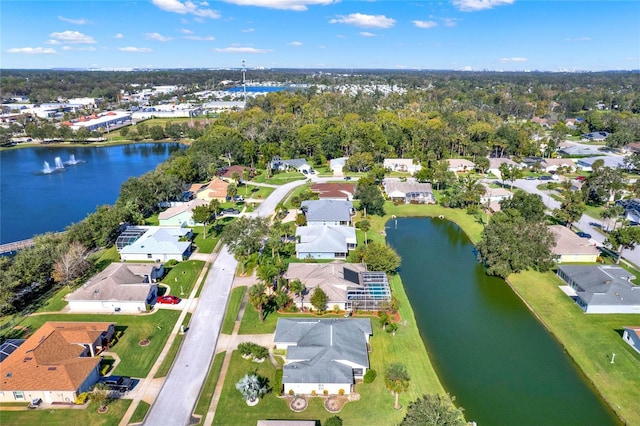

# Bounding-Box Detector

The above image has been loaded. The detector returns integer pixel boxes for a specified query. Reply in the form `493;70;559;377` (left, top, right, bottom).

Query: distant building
383;158;422;175
310;182;356;200
447;159;475;173
270;156;311;173
548;225;599;263
116;226;192;262
159;199;209;227
382;178;434;204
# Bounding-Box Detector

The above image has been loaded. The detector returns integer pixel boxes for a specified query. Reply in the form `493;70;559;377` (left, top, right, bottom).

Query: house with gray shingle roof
295;226;356;260
622;326;640;354
270;156;311;173
117;226;192;262
301;200;353;227
556;265;640;313
274;318;372;395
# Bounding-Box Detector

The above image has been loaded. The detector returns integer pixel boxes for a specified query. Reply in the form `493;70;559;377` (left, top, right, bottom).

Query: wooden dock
0;238;35;255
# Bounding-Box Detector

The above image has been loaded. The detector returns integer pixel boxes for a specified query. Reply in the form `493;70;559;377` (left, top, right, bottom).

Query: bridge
0;238;35;256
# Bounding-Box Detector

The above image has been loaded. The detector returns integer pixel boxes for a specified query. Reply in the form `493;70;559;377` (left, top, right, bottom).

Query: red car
157;295;181;305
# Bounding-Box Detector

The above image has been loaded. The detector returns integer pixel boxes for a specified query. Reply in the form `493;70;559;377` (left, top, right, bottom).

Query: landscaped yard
0;399;131;426
0;310;180;378
161;260;205;297
191;226;220;254
222;286;246;334
253;171;306;185
193;352;226;423
508;270;640;425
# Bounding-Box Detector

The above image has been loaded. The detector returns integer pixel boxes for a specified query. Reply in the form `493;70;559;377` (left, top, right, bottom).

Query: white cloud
184;35;215;40
413;20;438;29
330;13;396;29
114;33;124;39
179;28;194;34
45;39;61;45
242;28;255;32
288;41;303;46
214;46;271;53
49;30;96;44
151;0;220;18
119;47;153;52
221;0;336;11
499;57;528;62
442;18;458;27
360;32;376;37
145;32;173;41
62;46;96;51
564;37;591;42
7;47;57;54
452;0;514;12
58;16;89;25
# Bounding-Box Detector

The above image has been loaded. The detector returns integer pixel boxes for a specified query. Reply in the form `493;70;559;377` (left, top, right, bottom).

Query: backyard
0;399;131;426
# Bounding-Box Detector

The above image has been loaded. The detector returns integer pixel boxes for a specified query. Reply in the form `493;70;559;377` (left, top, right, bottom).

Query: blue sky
2;0;639;71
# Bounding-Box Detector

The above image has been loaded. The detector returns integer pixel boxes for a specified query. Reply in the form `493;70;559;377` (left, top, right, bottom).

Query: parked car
302;169;309;174
525;176;537;180
344;176;352;180
309;169;316;174
157;295;181;305
576;176;587;182
233;195;244;202
539;175;553;181
222;208;240;215
28;398;42;409
576;232;592;239
103;376;134;392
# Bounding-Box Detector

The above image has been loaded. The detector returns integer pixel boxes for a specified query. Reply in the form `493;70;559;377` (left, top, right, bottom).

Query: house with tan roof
218;165;251;181
158;199;209;227
549;225;599;263
383;158;422;175
310;182;356;200
195;178;229;202
67;263;164;313
382;178;434;204
480;184;513;205
447;159;475;173
0;322;114;404
539;158;576;173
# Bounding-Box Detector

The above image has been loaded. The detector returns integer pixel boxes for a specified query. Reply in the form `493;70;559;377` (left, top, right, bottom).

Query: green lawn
193;352;226;422
35;286;72;313
0;400;131;426
508;270;640;425
245;185;275;199
155;313;192;378
129;400;150;424
191;226;219;254
161;260;205;297
222;286;246;334
253;171;306;185
145;213;160;226
0;310;180;378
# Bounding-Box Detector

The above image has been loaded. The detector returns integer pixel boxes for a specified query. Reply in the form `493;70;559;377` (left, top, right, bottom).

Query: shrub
323;389;329;396
311;390;317;396
165;259;179;267
325;416;343;426
74;392;89;405
363;369;377;384
289;389;295;396
252;345;269;360
238;342;253;356
338;388;345;396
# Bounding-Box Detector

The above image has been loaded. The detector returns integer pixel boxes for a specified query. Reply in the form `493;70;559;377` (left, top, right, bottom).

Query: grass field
161;260;204;297
129;400;151;424
508;270;640;425
253;171;306;185
0;400;131;426
193;352;226;422
222;286;246;334
155;313;192;378
191;226;219;254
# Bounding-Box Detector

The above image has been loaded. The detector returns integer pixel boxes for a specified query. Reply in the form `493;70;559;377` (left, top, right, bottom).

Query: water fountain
68;154;78;165
43;161;52;174
55;157;64;169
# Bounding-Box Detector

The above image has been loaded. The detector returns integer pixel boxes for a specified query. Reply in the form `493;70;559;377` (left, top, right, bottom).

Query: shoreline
0;139;191;151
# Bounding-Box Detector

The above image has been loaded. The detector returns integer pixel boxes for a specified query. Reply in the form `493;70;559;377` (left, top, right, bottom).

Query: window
147;253;152;259
13;391;25;400
353;368;363;376
318;384;324;391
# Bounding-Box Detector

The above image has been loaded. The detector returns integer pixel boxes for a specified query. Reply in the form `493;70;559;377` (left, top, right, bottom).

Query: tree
249;283;270;322
210;199;221;223
227;182;238;202
500;192;546;223
221;217;269;264
499;164;523;189
192;204;212;239
242;169;251;195
356;183;385;216
581;166;624;206
235;374;269;404
289;278;305;308
477;210;555;278
310;287;328;312
358;219;371;246
52;241;89;287
605;226;640;264
552;190;586;228
359;242;401;273
91;383;111;412
384;363;410;410
400;394;466;426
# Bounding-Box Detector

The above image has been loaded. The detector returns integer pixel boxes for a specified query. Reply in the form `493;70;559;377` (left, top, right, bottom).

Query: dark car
525;176;537;180
28;398;42;409
223;208;240;215
157;295;181;305
344;176;352;181
539;175;553;181
103;376;134;392
576;232;592;239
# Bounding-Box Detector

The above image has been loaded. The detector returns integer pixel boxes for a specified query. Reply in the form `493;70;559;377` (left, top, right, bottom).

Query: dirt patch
324;396;348;413
138;339;150;346
289;397;308;412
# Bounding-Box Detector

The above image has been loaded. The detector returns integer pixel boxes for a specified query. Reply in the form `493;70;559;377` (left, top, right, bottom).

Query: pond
386;217;619;426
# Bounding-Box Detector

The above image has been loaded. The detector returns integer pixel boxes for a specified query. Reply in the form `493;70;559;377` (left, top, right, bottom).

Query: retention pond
386;217;620;426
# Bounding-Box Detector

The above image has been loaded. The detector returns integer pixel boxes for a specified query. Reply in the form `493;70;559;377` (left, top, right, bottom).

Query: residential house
274;318;372;395
301;200;353;227
488;157;522;179
530;117;550;128
158;198;209;227
295;226;356;260
116;226;192;262
480;184;513;205
270;156;311;173
382;178;434;204
615;199;640;224
539;158;576;173
556;265;640;313
447;159;475;173
329;157;348;175
310;182;356;201
548;225;599;263
66;263;164;313
582;131;610;141
623;142;640;154
284;262;391;311
383;158;422;175
0;322;115;403
622;326;640;354
558;145;600;156
218;165;250;182
195;178;229;202
577;156;626;171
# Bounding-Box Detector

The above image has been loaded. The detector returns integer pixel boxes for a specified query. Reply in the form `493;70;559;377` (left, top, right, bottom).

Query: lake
386;217;619;426
0;143;181;244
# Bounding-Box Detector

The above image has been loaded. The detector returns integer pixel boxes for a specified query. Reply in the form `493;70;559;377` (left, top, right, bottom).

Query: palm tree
384;363;410;410
235;374;269;404
249;283;270;322
359;219;371;246
289;279;305;309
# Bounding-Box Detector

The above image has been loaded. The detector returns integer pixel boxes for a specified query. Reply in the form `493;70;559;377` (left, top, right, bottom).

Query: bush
363;369;377;384
338;388;345;395
311;390;317;396
74;392;89;405
165;259;179;267
289;389;295;396
325;416;343;426
238;342;253;356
